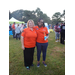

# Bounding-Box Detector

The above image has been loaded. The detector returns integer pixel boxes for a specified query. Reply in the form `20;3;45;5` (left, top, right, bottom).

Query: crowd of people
9;23;26;40
9;19;65;70
54;22;65;44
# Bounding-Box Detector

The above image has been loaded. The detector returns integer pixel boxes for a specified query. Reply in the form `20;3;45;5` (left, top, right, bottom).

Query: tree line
9;8;65;25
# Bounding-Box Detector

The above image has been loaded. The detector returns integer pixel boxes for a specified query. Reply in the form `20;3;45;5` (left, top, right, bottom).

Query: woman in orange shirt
34;19;49;67
21;20;37;70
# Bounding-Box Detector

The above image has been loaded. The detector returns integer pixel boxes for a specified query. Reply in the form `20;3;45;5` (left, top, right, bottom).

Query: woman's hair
17;24;19;27
37;18;45;27
27;19;35;28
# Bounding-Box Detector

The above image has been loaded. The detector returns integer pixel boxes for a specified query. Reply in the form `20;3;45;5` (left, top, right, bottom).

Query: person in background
23;24;26;29
61;23;63;26
21;20;37;70
9;25;10;31
34;19;49;67
50;25;52;29
60;23;65;44
12;22;15;38
21;23;24;32
58;24;61;38
15;24;21;40
9;24;12;31
54;23;60;42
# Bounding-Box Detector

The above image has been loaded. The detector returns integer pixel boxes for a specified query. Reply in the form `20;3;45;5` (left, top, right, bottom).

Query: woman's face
40;20;44;25
28;21;34;28
38;22;41;27
38;19;44;27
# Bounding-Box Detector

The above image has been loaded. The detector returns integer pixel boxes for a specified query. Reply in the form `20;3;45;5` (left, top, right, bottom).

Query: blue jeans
36;42;48;61
55;32;60;40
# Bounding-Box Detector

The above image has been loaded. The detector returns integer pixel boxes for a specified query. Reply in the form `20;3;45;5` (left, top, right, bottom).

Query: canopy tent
9;17;25;24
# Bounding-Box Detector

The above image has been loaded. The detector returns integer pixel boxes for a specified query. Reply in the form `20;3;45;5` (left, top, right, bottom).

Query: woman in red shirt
34;19;49;67
21;20;37;70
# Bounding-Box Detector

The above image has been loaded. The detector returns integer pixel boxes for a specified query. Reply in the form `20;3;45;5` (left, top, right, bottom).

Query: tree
11;9;25;21
9;11;12;19
35;8;51;24
61;10;65;22
52;12;61;19
11;8;52;25
52;12;63;24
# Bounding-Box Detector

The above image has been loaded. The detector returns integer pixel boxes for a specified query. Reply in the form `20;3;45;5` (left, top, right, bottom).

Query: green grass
9;32;65;75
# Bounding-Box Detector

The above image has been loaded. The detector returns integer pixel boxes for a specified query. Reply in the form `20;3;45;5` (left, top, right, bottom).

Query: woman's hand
22;45;25;50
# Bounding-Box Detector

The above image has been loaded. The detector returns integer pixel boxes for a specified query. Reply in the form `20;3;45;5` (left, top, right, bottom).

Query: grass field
9;32;65;75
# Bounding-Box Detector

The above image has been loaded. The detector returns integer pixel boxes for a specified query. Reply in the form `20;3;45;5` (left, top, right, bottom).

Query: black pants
16;33;20;40
12;30;15;38
60;32;65;44
23;47;35;67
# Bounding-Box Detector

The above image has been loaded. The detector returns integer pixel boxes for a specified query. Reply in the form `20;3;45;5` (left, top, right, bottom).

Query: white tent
9;17;24;24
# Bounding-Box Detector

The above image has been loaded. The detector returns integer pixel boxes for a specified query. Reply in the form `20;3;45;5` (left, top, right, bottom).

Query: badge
43;29;45;31
36;28;38;30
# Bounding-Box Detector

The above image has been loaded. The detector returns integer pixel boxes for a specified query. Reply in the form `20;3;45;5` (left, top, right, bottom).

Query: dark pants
16;33;20;40
60;32;65;44
12;29;15;38
36;42;48;61
23;47;35;67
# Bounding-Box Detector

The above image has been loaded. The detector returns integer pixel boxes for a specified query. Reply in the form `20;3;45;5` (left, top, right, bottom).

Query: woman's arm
21;36;25;50
46;34;49;39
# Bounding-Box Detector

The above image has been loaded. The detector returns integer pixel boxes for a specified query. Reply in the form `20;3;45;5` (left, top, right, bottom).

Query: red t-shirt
21;28;37;48
12;24;15;30
34;26;48;43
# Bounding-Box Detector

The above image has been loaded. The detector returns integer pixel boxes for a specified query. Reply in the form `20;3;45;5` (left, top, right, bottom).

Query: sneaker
55;40;58;42
26;66;30;70
37;63;40;67
42;62;47;67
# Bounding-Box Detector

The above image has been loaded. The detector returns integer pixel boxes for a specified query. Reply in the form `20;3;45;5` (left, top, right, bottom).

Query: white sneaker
55;41;58;42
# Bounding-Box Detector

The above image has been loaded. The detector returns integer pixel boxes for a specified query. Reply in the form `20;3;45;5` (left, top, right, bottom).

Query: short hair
27;19;35;28
13;22;15;24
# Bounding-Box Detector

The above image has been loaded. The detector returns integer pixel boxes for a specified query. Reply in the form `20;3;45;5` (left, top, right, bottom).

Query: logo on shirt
36;28;38;30
43;29;45;31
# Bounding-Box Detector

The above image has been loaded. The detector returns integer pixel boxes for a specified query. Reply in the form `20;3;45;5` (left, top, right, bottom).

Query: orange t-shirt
34;26;48;43
12;24;15;30
21;28;37;48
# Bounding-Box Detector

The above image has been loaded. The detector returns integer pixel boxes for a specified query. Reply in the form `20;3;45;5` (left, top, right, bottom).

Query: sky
9;0;65;20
